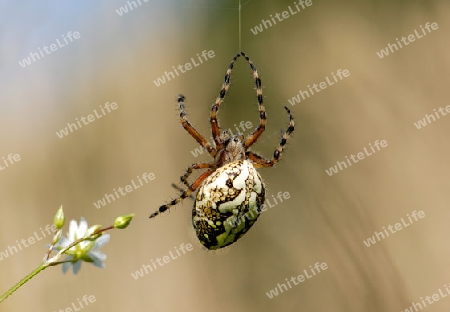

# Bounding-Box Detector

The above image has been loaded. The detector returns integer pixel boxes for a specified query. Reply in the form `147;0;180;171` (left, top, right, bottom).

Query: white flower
53;217;110;274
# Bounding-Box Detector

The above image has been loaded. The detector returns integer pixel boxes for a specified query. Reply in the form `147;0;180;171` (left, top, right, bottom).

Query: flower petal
89;250;107;261
91;255;106;268
68;220;78;240
62;262;71;274
93;234;110;249
72;260;82;274
76;217;88;239
78;240;91;250
55;236;70;248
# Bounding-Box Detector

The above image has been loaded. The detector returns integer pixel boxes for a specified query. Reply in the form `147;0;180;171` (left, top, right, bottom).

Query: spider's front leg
246;106;294;167
178;95;216;157
241;52;267;149
210;53;241;149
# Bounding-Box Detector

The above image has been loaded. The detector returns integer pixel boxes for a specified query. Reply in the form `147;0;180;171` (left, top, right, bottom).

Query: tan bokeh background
1;0;450;311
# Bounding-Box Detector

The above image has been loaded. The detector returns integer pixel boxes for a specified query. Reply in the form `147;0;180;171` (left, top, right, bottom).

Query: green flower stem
97;226;114;233
0;263;48;303
0;220;128;304
0;234;92;304
48;259;77;266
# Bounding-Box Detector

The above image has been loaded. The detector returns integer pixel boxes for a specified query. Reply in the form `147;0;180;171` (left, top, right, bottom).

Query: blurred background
1;0;450;311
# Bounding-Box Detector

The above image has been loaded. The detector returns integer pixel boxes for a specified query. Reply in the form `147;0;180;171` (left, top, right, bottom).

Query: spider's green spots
192;160;265;250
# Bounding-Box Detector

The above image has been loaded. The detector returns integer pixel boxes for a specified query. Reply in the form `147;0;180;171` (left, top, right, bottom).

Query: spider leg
150;169;214;219
180;163;213;188
171;183;195;200
178;95;217;157
246;106;294;167
242;52;267;149
170;162;213;202
210;53;241;149
246;152;272;168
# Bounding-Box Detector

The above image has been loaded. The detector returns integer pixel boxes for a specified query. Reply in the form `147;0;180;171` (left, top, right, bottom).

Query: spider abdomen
192;160;265;250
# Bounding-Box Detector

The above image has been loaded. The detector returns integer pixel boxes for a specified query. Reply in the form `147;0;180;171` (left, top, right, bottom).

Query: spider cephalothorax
150;52;294;250
214;132;246;167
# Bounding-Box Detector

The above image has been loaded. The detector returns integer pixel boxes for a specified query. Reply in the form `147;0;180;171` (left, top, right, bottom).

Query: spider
149;52;294;250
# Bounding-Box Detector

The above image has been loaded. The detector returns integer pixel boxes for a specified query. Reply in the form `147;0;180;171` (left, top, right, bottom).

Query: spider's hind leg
180;163;213;187
171;183;195;200
150;169;214;219
170;162;213;201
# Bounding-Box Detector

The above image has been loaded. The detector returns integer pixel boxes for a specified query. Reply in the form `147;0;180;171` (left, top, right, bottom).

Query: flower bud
53;206;65;229
114;213;134;229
